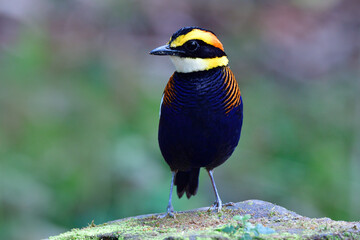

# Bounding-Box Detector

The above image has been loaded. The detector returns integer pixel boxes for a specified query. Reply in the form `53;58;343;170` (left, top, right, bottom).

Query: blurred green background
0;0;359;239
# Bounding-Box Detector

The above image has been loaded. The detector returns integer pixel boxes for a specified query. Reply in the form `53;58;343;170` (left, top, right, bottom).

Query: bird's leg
165;171;175;216
207;169;223;212
158;171;176;218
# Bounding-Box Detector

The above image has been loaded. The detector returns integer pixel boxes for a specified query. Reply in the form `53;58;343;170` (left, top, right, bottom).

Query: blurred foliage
0;0;359;239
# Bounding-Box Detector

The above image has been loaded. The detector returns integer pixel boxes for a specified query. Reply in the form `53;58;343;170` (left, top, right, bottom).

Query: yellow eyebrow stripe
170;29;224;51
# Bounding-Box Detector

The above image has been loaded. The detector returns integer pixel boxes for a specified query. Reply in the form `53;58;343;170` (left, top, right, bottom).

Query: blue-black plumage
150;27;243;217
159;67;243;170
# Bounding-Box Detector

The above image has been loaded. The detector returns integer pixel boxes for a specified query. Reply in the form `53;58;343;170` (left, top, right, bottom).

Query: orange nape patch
170;29;224;51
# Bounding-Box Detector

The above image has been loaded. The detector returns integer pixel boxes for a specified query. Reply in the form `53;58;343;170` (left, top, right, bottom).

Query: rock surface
49;200;360;239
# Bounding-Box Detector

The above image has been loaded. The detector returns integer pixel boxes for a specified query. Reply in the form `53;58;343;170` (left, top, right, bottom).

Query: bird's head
150;27;228;73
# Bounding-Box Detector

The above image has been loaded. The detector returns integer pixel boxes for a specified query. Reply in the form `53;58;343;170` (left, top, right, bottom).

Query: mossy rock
48;200;360;239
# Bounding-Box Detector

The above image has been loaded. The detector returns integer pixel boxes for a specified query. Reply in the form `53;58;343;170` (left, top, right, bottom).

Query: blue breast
158;66;243;171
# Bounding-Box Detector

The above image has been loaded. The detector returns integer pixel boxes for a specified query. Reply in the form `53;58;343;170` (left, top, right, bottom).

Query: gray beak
150;44;184;56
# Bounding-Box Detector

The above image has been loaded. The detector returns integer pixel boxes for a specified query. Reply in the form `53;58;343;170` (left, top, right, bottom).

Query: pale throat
170;56;229;73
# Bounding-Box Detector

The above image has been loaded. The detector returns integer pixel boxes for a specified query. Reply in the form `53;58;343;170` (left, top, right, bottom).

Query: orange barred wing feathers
222;67;241;114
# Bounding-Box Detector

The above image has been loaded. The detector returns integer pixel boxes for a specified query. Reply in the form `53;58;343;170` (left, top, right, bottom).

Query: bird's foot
158;211;175;218
158;205;175;218
208;199;223;212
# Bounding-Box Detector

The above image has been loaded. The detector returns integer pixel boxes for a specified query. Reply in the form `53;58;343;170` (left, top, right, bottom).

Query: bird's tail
175;168;200;199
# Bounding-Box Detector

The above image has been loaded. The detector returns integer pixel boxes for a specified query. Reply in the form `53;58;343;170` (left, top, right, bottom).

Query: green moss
49;202;360;240
50;218;174;240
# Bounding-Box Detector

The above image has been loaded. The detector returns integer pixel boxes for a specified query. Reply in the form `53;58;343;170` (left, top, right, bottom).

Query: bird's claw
158;205;175;218
208;200;223;212
158;211;175;219
224;202;235;207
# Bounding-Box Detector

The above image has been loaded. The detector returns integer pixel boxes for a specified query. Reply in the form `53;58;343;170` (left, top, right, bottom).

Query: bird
150;27;243;217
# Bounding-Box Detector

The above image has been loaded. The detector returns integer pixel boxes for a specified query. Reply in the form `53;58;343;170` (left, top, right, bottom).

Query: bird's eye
185;40;199;52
